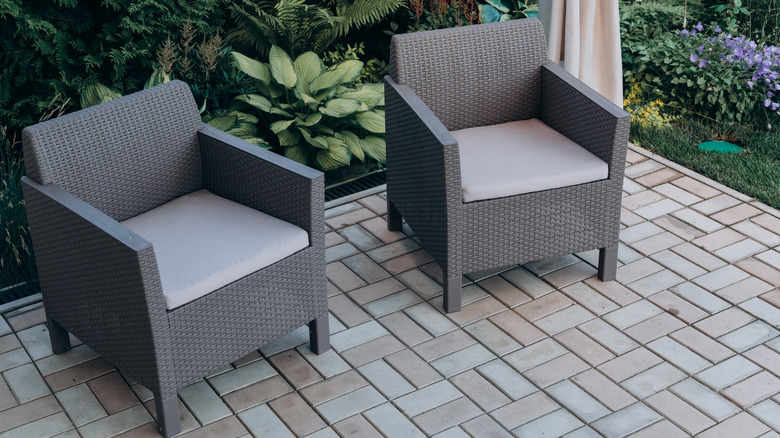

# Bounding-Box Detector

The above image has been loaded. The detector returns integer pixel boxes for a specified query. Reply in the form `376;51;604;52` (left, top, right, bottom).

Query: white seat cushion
121;189;309;310
453;118;609;202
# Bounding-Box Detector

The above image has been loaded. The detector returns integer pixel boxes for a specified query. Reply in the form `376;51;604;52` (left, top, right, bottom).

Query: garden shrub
229;47;386;172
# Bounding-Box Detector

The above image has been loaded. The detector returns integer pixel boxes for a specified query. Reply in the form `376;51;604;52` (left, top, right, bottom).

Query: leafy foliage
0;0;227;138
322;43;389;83
401;0;525;32
229;47;386;171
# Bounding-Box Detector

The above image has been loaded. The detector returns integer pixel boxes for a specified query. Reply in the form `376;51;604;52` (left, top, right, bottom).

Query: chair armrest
21;177;174;395
198;125;324;246
539;62;631;180
385;76;462;211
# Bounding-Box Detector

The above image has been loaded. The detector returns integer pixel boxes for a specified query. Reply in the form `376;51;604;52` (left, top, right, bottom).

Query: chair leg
443;276;462;313
155;394;181;438
387;198;402;231
598;246;619;282
309;316;330;354
47;317;72;354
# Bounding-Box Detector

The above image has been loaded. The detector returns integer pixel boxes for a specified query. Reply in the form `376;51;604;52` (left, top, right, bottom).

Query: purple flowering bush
628;21;780;127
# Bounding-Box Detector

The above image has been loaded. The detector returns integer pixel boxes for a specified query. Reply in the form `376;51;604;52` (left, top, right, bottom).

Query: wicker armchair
385;19;630;313
21;81;329;437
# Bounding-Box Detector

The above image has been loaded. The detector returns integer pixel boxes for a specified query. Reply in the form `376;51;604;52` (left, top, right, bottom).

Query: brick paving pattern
1;144;779;437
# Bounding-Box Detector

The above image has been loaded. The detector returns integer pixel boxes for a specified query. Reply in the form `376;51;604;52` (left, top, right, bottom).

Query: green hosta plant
202;111;270;147
230;46;385;171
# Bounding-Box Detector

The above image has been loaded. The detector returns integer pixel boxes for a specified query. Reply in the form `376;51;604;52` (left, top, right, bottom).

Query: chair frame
22;84;329;437
384;20;630;313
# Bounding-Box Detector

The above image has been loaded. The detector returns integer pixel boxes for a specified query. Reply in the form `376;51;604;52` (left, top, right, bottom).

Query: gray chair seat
122;189;309;309
455;118;608;202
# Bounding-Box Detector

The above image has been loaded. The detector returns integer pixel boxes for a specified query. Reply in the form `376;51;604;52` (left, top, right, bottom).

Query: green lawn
630;119;780;209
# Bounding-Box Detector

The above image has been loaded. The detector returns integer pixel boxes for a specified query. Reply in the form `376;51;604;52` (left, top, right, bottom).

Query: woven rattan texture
22;80;203;222
21;83;329;432
385;19;631;297
21;181;176;398
389;19;547;132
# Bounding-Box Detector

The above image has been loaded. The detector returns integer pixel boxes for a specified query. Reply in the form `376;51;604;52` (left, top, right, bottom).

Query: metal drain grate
325;170;386;202
0;282;39;305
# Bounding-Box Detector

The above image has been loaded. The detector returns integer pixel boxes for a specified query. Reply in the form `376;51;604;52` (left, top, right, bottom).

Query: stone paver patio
1;144;780;437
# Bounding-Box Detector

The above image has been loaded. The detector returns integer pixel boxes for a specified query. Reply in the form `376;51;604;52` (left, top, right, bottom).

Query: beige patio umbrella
539;0;623;108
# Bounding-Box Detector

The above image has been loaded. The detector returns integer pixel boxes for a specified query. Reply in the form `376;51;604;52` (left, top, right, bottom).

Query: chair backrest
389;19;547;131
23;80;203;221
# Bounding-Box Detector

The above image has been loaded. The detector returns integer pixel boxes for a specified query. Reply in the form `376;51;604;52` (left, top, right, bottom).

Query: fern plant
230;47;385;171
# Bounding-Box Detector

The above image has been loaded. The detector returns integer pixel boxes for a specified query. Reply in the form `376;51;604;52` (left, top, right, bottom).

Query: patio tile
5;306;45;332
590;402;662;438
0;347;30;373
546;380;610;423
222;375;292;412
445;295;506;326
341;253;391;284
756;249;780;269
359;217;407;244
178;381;231;425
671;208;724;233
626;149;647;164
0;373;17;411
693;228;747;252
555;328;616;367
87;372;138;414
577;319;639;355
669;282;731;314
340;334;405;368
403;303;457;337
522;352;589;388
363;290;423;319
542;262;597;289
327;261;367;293
615;258;664;284
733;220;780;247
78;405;153;438
365;238;421;263
533;304;595;335
500;267;555;299
749;399;780;431
633;198;684;220
381;249;435;275
207;360;277;396
297;371;366;407
329;320;388;352
315;385;385;423
697;412;770;438
488;310;547;346
744;345;780;377
583;278;641;306
412;396;482;435
692;194;742;215
634;167;682;187
715;276;775;304
338;224;384;252
363;403;425;438
333;415;383;438
620;362;686;399
325;208;376;229
394;380;462;417
237;404;294;438
503;338;567;372
358;359;414;400
461;415;512;438
378;312;433;347
0;395;62;433
329;294;372;328
463;320;521;357
570;369;637;411
624;160;665;179
326;243;361;263
624;313;686;344
645;390;715;435
268;392;327;436
671;176;721;199
625;270;684;297
565;426;603;438
396;269;443;300
647;290;709;324
695;355;762;391
652;214;706;240
305;427;341;438
325;231;346;248
491;391;560;430
736;258;780;288
714;238;768;263
475;276;531;308
384;349;443;390
512;408;584;437
0;334;21;355
603;300;663;330
561;282;619;316
628;420;687;438
5;412;74;437
671;242;728;271
722;371;780;408
740;298;780;329
515;291;573;322
597;347;663;382
711;203;763;225
621;208;645;227
357;194;387;215
645;336;710;374
523;255;580;276
349;278;406;306
653;182;704;205
44;357;114;392
630;231;684;256
475;360;537;401
718;321;779;353
413;330;475;362
430;343;495;378
752;213;780;234
450;369;510;412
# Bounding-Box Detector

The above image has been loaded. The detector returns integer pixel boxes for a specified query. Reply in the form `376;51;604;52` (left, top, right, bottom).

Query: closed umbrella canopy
541;0;623;107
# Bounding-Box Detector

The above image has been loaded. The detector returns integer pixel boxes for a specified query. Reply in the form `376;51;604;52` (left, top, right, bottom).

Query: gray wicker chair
21;81;329;437
385;19;630;313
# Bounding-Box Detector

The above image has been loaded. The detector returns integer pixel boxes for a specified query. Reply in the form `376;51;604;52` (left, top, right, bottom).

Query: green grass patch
630;118;780;210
